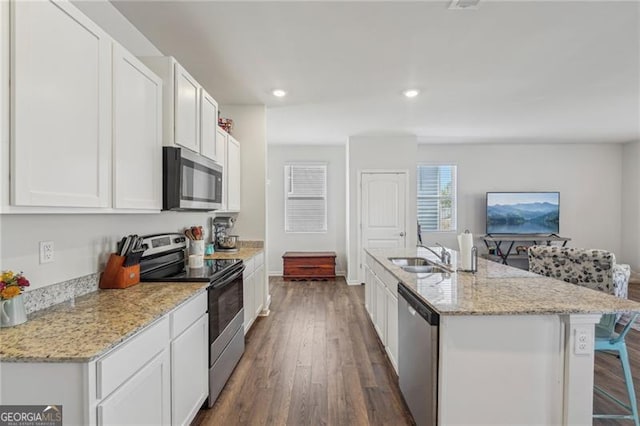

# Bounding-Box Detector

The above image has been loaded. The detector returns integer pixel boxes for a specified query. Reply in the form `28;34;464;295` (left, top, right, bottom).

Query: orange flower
1;285;21;299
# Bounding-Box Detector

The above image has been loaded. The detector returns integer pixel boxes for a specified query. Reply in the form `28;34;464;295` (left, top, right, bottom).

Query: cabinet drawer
97;317;170;399
171;292;207;338
254;252;264;267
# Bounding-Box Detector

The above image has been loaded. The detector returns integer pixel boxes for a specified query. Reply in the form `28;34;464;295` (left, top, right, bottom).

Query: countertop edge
0;285;208;364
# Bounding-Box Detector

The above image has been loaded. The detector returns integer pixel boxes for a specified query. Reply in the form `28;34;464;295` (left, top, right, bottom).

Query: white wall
417;143;624;258
347;134;418;283
267;145;347;275
622;141;640;270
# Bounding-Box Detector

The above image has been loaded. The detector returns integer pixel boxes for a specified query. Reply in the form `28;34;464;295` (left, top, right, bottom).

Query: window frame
284;162;328;234
416;163;458;233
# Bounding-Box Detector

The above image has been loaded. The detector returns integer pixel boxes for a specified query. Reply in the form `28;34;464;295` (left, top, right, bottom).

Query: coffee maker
212;216;239;252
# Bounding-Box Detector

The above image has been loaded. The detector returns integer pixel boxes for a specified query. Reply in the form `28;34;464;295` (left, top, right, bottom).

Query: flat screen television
486;192;560;235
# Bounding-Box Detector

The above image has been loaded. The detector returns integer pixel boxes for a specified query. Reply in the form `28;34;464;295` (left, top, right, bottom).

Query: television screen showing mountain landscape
487;192;560;234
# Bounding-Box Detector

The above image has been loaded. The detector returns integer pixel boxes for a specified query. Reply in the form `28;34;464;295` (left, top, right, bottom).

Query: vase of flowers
0;270;30;327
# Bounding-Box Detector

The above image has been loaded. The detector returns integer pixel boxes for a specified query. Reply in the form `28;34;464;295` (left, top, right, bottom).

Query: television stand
483;234;571;266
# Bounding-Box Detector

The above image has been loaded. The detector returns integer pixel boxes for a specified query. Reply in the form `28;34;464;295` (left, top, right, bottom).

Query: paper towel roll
457;231;474;270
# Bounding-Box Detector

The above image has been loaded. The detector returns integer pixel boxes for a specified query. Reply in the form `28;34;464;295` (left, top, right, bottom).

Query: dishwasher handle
398;282;440;326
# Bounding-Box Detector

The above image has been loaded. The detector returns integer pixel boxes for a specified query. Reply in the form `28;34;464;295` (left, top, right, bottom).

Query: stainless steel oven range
138;233;245;407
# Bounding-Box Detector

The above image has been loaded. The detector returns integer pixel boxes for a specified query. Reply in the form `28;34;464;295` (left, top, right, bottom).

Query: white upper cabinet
113;44;162;211
200;90;219;162
142;57;221;159
226;135;241;212
215;126;228;209
11;0;111;207
173;63;200;153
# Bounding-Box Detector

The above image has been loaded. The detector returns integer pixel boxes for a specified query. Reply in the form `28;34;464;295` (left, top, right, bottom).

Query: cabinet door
215;127;228;209
173;63;200;153
226;136;241;211
254;264;264;317
113;44;162;210
12;0;111;207
97;349;170;426
243;271;255;334
171;315;208;426
374;275;387;344
364;266;372;317
386;288;399;373
200;90;219;162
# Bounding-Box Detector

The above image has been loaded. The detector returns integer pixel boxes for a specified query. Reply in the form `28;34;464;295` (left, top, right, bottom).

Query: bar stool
593;313;639;426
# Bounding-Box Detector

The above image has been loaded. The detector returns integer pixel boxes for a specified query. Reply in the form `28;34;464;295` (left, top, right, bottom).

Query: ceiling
112;0;640;145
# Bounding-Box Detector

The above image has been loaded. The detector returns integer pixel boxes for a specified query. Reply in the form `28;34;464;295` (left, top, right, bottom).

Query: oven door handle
211;265;246;290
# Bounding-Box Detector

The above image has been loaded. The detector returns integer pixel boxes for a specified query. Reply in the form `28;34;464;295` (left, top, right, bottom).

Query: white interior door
360;172;407;280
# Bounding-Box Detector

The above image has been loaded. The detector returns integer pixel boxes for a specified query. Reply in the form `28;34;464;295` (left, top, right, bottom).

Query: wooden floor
194;278;640;426
193;277;413;426
593;282;640;425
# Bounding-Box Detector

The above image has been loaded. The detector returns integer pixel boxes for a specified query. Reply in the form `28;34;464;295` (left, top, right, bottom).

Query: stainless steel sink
401;265;450;274
388;257;435;267
388;257;452;274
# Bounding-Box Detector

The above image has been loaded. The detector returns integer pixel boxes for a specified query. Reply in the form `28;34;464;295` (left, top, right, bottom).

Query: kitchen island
365;247;640;426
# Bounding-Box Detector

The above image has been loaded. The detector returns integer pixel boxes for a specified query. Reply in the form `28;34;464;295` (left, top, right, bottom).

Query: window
417;165;457;232
285;164;327;233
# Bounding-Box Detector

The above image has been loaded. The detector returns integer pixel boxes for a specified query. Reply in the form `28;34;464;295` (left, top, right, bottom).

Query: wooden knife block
99;253;140;289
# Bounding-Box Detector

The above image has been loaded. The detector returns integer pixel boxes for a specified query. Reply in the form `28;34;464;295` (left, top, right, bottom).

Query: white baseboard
347;279;363;286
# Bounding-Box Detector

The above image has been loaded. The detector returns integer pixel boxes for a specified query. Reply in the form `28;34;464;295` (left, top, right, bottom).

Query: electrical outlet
39;241;54;264
574;327;592;355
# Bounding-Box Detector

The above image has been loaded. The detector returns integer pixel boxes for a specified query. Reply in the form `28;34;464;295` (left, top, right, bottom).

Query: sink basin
388;257;435;267
387;257;452;274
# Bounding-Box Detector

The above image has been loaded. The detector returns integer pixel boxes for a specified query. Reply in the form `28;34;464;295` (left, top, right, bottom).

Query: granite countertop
205;247;263;261
367;247;640;316
0;282;207;363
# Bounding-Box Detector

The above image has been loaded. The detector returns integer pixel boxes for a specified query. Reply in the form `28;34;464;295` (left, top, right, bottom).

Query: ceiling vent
448;0;480;10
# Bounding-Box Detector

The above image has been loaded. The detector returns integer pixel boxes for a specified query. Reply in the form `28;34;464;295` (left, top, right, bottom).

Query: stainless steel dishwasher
398;282;439;426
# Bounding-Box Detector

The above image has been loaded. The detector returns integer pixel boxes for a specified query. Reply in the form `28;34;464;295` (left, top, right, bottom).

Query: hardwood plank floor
194;278;640;425
193;277;413;426
593;282;640;425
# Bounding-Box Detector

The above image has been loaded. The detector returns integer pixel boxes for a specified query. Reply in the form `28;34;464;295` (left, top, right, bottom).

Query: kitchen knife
120;236;132;256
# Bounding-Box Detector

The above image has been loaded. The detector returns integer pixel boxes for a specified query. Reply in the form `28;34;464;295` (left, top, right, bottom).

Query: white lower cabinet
365;255;399;374
243;264;255;334
97;349;171;426
171;314;208;426
385;286;399;372
374;275;387;342
0;292;208;425
243;252;265;334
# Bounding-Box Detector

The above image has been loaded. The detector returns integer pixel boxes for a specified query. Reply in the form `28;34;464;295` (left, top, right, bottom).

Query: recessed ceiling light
403;89;420;98
272;89;287;98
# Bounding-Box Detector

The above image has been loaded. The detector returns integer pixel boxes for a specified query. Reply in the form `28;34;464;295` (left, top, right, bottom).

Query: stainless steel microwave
163;147;223;211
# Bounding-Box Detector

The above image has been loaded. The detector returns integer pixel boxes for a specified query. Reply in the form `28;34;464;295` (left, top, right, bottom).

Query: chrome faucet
417;242;452;265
